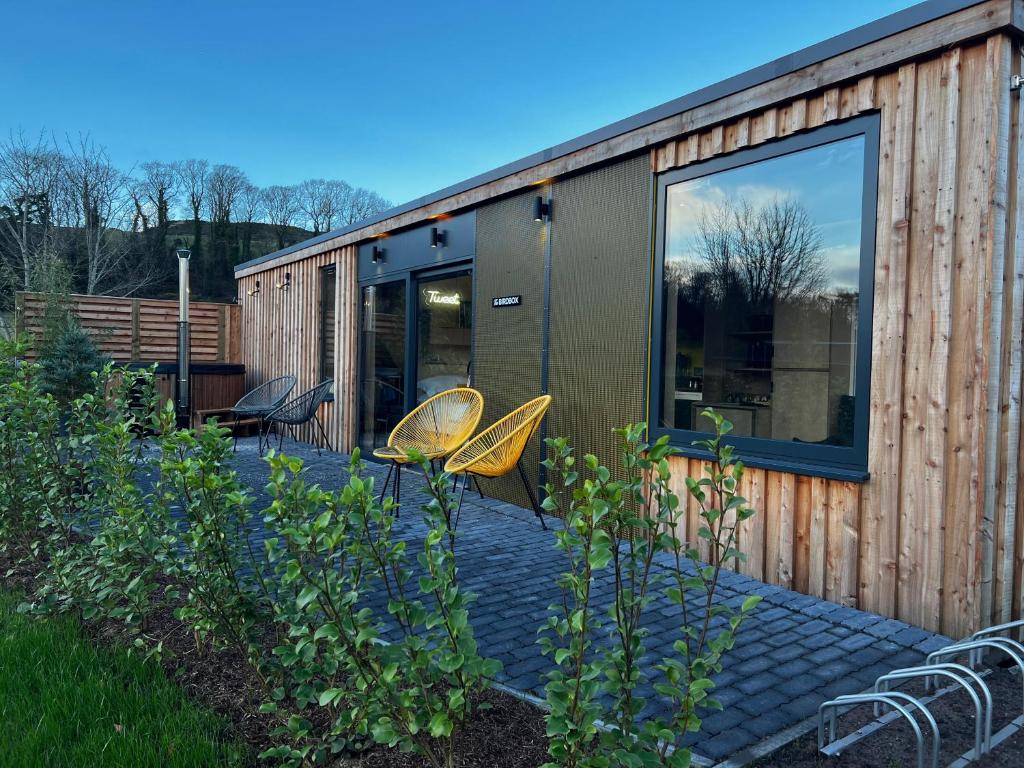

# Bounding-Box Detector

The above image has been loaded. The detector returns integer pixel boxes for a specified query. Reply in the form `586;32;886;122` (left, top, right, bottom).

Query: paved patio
224;437;951;764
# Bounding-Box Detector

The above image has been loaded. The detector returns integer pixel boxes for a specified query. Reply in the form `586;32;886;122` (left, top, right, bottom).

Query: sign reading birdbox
492;295;522;308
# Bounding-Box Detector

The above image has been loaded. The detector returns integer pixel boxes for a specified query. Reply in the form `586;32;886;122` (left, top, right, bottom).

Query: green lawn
0;590;247;768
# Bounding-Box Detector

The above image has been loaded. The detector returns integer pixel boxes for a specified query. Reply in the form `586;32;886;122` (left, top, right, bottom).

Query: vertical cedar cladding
473;191;547;506
547;155;651;480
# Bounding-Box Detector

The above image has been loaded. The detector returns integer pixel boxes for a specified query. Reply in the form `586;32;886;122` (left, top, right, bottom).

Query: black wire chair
263;379;335;456
230;375;297;453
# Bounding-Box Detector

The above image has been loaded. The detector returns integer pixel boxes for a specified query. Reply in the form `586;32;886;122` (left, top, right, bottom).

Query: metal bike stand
874;664;991;757
818;692;936;768
927;638;1024;714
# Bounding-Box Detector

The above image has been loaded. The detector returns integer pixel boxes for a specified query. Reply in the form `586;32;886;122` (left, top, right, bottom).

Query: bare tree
341;186;391;226
692;197;827;308
297;178;330;234
323;179;351;231
0;131;64;291
237;181;264;262
175;159;208;255
262;184;299;250
206;164;247;226
62;136;145;295
139;161;177;229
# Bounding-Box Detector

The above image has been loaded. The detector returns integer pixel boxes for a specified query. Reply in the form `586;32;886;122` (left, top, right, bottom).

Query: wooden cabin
234;0;1024;637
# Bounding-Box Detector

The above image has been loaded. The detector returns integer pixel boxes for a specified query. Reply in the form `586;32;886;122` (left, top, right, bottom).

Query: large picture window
651;117;878;479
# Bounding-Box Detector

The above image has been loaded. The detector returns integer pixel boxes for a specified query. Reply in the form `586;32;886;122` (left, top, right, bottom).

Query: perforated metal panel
548;155;651;479
472;192;547;506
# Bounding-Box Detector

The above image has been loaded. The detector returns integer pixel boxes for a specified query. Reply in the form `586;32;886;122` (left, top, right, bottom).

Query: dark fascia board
235;0;996;276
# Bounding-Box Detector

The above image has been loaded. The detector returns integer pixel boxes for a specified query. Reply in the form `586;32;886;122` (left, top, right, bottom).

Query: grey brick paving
194;437;955;762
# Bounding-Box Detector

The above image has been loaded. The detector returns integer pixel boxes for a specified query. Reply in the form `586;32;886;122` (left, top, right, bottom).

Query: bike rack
926;638;1024;714
818;692;939;768
968;619;1024;666
814;619;1024;767
874;664;991;757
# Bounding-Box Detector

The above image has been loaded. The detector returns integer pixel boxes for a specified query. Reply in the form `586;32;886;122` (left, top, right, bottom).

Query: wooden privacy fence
14;292;241;363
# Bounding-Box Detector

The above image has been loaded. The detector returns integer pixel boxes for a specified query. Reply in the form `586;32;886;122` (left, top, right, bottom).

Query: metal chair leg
232;415;240;452
314;415;332;454
454;473;469;531
376;462;391;505
394;462;401;517
258;419;269;457
473;476;485;499
517;460;547;529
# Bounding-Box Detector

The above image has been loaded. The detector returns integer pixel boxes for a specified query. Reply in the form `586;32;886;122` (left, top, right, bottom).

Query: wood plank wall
14;292;241;363
653;35;1021;638
235;246;358;451
232;31;1023;636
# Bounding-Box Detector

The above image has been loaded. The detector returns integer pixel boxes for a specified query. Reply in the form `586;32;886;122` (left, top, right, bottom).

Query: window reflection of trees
666;197;859;319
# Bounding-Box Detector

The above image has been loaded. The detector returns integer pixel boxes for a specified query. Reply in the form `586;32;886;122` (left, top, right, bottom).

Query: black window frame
649;114;880;482
319;263;337;399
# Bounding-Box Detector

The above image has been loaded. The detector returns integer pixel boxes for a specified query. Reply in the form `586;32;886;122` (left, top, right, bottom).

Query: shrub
152;405;276;672
539;410;761;767
22;364;176;653
260;449;500;768
37;320;106;405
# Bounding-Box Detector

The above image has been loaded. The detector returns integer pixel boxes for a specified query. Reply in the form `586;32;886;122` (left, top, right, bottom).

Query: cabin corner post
332;245;360;454
979;33;1015;632
994;34;1024;630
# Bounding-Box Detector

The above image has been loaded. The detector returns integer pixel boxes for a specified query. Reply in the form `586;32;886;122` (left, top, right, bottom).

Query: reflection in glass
319;265;336;382
416;272;472;402
359;281;406;452
661;135;864;446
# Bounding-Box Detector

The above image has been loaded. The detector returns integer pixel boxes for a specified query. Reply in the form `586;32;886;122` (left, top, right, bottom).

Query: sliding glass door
357;266;473;454
358;280;406;452
415;270;472;402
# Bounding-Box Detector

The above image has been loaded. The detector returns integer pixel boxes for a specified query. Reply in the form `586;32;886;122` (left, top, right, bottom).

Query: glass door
358;280;407;452
415;270;473;402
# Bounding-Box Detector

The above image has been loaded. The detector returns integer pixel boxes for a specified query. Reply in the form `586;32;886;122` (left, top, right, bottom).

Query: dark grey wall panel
548;155;651;478
472;192;546;506
358;211;475;281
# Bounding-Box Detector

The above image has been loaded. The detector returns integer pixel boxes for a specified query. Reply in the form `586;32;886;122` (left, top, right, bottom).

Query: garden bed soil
752;663;1024;768
1;550;550;767
7;550;1024;767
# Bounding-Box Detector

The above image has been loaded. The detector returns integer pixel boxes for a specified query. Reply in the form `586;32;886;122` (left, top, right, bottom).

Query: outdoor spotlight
533;196;552;222
248;279;261;297
430;227;445;248
176;247;192;260
276;272;292;291
371;244;386;263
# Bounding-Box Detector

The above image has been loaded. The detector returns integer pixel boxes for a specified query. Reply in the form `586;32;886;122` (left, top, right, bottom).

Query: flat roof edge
235;0;1000;276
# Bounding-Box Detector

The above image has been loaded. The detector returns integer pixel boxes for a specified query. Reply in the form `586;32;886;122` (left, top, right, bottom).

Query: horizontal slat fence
14;292;241;364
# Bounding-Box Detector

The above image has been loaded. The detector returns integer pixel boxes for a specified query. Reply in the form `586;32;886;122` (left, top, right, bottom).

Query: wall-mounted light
275;272;291;291
247;279;261;297
533;196;552;222
372;245;386;263
430;227;446;248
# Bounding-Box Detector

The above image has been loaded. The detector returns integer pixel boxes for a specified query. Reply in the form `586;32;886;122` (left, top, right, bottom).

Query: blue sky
3;0;909;207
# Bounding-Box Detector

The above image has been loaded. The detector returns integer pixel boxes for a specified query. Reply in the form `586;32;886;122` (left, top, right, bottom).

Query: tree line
0;131;392;304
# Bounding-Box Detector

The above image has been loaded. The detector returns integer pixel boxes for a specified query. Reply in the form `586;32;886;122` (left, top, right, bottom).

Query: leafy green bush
0;336;70;566
153;408;275;676
259;450;500;768
539;410;760;768
21;363;177;654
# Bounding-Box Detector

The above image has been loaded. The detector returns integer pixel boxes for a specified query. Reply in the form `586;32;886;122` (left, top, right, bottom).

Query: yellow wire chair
443;395;552;529
373;387;484;509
